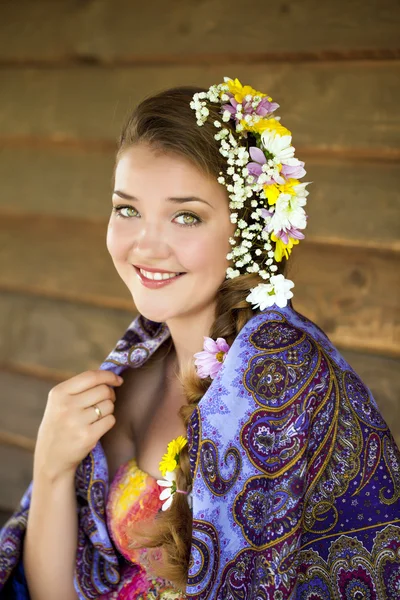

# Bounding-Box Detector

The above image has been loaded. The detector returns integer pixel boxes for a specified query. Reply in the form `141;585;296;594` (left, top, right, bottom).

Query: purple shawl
1;304;400;599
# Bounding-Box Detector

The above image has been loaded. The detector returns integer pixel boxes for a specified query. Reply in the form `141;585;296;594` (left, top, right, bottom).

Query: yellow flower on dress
159;436;187;477
224;77;270;103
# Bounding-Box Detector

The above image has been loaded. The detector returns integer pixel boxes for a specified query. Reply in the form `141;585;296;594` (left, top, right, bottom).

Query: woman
1;77;400;599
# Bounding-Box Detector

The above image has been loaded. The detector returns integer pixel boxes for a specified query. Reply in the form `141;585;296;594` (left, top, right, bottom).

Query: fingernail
117;376;124;382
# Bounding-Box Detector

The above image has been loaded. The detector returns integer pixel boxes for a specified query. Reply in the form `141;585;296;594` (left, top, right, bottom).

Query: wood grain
0;62;399;152
0;292;135;374
0;0;398;63
0;148;398;250
0;444;33;511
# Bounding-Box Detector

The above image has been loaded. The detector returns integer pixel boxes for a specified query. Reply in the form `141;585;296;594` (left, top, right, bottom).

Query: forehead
114;145;220;198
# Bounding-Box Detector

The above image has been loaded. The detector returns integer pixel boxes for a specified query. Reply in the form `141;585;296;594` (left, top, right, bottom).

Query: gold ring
93;404;102;421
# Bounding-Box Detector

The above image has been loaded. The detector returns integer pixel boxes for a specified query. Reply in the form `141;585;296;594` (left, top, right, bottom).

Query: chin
131;299;178;324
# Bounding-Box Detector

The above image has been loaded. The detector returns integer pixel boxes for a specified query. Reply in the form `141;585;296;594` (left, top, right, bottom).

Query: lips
133;266;186;288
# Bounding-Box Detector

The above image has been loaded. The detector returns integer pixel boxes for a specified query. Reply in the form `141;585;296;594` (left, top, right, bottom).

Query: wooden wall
0;0;399;519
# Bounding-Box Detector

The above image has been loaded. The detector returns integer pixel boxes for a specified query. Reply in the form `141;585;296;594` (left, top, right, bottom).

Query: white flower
266;193;307;234
292;181;311;205
157;470;176;511
246;274;294;310
260;131;305;183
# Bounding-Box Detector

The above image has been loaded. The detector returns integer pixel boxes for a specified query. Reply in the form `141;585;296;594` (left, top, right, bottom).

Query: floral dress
99;457;186;599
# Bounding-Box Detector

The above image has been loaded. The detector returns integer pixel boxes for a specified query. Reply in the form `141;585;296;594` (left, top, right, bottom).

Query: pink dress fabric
99;457;186;599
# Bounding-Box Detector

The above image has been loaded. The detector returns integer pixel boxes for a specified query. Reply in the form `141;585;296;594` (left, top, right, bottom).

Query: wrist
33;459;77;486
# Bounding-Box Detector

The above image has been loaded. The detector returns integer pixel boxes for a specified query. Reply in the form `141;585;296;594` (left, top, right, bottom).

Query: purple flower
281;161;306;180
194;337;230;379
273;225;306;245
221;95;279;127
246;146;274;185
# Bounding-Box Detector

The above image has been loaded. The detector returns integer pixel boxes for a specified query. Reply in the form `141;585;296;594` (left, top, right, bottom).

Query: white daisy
266;193;307;234
246;274;294;310
156;470;176;511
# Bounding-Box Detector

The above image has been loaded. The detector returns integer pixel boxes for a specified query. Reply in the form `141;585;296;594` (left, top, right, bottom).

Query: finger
79;383;117;409
89;414;116;442
61;369;124;396
84;398;115;425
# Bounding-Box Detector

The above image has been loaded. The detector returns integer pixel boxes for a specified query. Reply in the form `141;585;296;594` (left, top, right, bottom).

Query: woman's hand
34;369;124;481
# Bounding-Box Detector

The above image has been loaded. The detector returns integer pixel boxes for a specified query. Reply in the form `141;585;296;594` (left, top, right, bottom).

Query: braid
125;270;288;591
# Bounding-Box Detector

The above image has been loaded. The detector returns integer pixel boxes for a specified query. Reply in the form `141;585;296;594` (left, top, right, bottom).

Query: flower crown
189;76;311;310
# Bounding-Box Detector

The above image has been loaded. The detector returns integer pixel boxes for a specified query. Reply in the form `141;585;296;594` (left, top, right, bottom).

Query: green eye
113;205;138;218
175;212;201;227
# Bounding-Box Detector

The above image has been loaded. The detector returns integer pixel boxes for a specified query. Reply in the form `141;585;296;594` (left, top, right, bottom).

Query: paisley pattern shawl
185;307;400;599
1;304;400;599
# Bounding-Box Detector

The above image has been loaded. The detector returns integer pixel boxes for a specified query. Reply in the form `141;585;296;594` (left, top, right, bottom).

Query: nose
133;222;170;260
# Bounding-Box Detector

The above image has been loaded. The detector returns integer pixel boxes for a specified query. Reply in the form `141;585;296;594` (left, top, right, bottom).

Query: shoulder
233;303;335;362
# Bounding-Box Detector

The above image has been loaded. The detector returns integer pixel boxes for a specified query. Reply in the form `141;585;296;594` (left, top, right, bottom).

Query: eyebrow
113;190;214;209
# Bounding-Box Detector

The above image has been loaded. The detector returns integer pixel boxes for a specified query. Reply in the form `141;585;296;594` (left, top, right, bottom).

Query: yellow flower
159;436;187;477
159;455;177;477
264;178;300;206
224;77;270;103
250;117;291;137
271;233;300;261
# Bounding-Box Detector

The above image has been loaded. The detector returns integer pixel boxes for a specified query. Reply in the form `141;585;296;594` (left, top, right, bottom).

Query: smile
133;266;186;288
140;268;180;280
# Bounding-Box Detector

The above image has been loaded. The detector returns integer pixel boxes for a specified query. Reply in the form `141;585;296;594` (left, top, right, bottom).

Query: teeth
140;269;180;281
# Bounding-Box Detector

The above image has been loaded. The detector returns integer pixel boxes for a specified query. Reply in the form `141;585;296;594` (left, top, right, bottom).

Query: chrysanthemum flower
246;274;294;310
159;436;187;477
194;337;230;379
224;77;267;102
157;470;177;511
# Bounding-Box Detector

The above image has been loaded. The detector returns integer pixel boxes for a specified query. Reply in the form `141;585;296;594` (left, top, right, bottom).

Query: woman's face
107;144;236;324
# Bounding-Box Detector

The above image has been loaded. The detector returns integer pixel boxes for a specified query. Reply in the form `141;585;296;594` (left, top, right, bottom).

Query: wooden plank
0;148;398;249
0;214;132;309
0;62;399;151
341;350;400;450
0;144;114;221
0;0;398;62
290;243;400;356
0;214;398;357
0;431;35;453
0;372;51;439
0;444;33;511
0;509;13;527
0;292;135;374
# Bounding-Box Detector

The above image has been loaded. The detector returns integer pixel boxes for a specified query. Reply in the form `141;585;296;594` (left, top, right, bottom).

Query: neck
164;302;217;376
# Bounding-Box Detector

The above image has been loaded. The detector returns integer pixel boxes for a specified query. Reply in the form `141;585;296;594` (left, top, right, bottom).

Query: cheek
106;222;128;261
178;227;230;273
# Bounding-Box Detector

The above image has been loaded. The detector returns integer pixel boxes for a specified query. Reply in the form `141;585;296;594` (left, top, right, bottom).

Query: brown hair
114;85;289;591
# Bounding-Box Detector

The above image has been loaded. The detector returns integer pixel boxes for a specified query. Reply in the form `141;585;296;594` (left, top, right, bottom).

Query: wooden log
290;243;399;357
0;216;398;356
0;293;135;374
0;444;33;511
0;371;52;439
0;149;398;250
0;62;399;152
0;0;398;62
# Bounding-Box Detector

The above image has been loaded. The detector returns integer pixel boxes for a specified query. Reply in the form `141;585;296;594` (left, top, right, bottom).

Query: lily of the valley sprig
194;336;230;379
